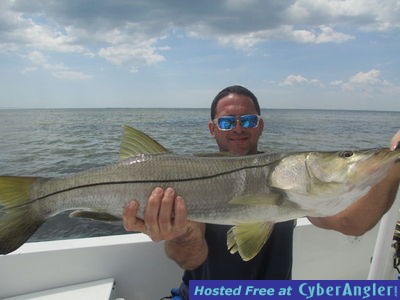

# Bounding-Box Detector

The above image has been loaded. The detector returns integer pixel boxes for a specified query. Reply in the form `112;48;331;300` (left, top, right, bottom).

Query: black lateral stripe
35;161;273;201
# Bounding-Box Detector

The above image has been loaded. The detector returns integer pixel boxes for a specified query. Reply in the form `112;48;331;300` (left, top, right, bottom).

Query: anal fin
69;210;121;224
229;192;283;206
227;222;274;261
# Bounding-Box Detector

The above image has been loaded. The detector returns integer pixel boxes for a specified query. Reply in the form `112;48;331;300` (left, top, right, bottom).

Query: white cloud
284;25;354;44
0;7;90;55
342;69;390;90
312;26;354;43
216;25;353;50
50;67;92;80
349;69;382;84
280;69;399;93
281;74;309;86
330;80;344;86
21;21;88;54
285;0;400;31
326;69;400;96
0;0;399;72
280;74;323;86
98;39;165;66
23;50;92;80
26;50;47;65
129;66;139;73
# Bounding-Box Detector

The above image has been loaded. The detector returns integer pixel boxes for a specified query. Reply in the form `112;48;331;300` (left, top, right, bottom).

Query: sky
0;0;399;110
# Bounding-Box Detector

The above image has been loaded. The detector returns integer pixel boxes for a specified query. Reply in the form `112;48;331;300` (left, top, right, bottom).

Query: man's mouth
229;136;249;142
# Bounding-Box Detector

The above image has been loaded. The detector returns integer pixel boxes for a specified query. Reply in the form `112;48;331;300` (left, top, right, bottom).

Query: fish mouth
357;149;399;179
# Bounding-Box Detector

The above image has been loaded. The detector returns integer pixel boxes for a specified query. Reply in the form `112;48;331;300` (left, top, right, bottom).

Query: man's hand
123;187;208;269
123;187;190;241
390;130;400;150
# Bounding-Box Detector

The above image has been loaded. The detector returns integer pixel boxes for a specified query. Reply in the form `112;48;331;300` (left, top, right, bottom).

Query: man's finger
173;196;188;233
390;130;400;150
158;187;175;235
144;187;163;235
123;201;145;232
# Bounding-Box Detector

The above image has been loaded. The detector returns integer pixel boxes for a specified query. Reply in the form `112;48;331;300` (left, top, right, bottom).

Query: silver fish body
0;126;398;259
30;152;293;224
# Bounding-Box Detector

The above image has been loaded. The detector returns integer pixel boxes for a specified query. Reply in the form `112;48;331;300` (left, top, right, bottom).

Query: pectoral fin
229;192;283;206
227;222;274;261
69;210;121;223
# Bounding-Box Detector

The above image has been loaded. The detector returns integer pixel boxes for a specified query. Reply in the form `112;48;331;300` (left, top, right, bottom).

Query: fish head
305;148;399;195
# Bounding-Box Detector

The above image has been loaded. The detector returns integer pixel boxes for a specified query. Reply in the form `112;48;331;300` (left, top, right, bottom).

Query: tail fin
0;176;44;254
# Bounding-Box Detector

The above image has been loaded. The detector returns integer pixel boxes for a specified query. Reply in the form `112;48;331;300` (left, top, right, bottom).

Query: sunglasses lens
218;117;236;130
240;115;259;128
216;115;259;130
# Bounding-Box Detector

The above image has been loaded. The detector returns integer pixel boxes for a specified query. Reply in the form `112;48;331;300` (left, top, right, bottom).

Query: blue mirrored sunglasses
214;114;261;131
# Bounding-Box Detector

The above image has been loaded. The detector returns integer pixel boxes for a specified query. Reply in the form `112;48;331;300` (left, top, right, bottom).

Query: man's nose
232;119;244;133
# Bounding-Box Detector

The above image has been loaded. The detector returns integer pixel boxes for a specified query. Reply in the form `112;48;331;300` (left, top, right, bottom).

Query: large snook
0;126;398;260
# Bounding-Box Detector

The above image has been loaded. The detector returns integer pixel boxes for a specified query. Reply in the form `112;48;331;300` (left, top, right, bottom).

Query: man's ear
259;118;264;136
208;120;216;138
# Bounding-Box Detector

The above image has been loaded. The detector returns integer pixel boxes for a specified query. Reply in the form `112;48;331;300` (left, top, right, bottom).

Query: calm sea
0;108;398;242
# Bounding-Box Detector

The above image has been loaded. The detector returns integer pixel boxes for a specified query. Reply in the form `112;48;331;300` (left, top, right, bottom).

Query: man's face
208;93;264;155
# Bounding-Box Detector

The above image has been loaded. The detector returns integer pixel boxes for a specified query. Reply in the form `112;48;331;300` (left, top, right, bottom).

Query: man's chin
228;146;251;156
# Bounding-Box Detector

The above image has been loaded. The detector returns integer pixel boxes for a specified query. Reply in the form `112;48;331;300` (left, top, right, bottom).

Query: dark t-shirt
182;220;295;284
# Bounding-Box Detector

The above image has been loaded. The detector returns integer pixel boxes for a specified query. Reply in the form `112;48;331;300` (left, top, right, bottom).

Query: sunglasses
214;114;261;131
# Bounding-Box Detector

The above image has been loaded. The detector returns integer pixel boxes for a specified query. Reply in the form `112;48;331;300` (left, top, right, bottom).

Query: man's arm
123;187;208;270
309;131;400;235
309;163;399;235
164;221;208;270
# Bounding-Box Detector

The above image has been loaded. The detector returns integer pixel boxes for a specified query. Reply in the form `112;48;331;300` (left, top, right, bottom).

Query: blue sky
0;0;399;110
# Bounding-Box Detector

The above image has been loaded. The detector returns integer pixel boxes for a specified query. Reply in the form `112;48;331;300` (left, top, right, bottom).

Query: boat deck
0;218;396;299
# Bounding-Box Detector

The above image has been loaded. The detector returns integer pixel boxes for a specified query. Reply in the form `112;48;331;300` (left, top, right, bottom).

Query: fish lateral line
31;161;275;202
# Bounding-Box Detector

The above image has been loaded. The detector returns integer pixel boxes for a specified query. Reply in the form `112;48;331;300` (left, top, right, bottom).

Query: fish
0;126;398;260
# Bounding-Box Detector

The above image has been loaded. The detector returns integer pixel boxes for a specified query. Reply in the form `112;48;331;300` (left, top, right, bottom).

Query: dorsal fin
119;125;169;160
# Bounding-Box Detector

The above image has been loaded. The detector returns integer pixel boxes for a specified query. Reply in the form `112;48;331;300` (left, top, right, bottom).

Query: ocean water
0;108;399;242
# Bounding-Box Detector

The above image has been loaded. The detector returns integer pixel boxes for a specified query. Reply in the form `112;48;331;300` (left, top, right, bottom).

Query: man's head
209;85;264;155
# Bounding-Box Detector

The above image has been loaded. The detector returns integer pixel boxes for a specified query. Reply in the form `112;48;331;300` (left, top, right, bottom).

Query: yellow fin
0;176;38;209
69;210;121;223
119;125;169;160
227;222;274;261
229;192;283;206
0;176;45;254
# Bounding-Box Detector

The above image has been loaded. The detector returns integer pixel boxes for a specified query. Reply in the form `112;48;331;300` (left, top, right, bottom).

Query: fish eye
339;151;353;158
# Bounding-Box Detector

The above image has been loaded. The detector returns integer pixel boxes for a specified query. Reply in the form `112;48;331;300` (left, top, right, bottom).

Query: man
123;85;400;298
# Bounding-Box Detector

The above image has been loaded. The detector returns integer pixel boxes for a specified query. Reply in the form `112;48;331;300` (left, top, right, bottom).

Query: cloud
280;69;399;94
341;69;391;91
280;74;323;86
0;4;90;55
349;69;382;84
311;26;354;43
285;0;400;31
330;80;344;86
336;69;400;98
98;39;165;66
23;50;92;80
215;25;353;49
1;0;399;73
